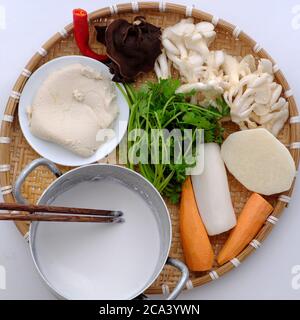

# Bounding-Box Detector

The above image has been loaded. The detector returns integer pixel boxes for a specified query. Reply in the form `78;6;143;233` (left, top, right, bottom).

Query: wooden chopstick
0;203;123;217
0;212;124;223
0;203;124;223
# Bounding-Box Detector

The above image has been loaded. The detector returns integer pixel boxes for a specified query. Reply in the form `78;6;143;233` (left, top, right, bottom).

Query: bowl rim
18;55;129;167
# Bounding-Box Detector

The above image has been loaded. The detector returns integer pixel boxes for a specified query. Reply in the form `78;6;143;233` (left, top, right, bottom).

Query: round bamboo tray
1;2;299;296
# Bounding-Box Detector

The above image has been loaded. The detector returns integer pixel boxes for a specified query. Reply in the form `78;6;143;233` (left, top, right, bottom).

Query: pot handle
14;158;62;204
164;258;189;300
139;257;189;300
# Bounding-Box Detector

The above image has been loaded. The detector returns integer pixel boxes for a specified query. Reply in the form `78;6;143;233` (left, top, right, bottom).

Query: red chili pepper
73;8;109;62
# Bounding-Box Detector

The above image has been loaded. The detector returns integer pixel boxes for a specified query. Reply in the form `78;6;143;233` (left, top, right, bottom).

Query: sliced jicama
191;143;236;236
221;128;296;195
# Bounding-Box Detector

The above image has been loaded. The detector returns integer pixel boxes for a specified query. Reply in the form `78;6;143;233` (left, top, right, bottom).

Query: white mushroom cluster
223;57;289;136
155;18;226;99
155;18;289;137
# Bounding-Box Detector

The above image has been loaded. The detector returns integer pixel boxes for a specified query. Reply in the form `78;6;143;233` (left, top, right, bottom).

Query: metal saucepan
14;158;189;300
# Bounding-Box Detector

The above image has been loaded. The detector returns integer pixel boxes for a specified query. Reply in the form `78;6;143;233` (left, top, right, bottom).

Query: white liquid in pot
34;179;161;300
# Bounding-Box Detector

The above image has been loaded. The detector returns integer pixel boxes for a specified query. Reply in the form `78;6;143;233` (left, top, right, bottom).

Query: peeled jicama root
221;128;296;195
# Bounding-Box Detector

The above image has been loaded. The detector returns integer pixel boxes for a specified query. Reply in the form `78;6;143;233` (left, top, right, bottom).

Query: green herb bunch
117;79;229;203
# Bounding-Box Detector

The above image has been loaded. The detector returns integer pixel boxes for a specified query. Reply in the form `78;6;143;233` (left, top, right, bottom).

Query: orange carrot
217;193;273;265
180;177;214;271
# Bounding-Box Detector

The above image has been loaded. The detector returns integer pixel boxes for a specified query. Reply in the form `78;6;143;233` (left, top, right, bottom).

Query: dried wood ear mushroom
96;17;162;82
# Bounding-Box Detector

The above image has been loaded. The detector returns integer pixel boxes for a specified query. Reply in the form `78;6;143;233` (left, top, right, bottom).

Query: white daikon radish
221;128;296;195
191;143;236;236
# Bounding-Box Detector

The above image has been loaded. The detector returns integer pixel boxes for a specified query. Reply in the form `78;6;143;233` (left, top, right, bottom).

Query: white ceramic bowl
18;56;129;167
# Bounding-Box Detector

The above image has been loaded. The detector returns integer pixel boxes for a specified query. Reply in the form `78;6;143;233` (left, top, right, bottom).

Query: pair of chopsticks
0;203;124;223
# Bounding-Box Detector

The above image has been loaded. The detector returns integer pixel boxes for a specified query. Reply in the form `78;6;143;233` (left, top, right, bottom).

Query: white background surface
0;0;300;300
